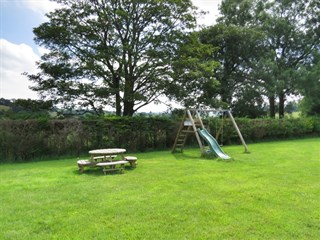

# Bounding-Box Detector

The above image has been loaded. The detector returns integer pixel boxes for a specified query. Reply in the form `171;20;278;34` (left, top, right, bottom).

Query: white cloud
0;39;40;99
22;0;61;16
138;98;182;113
37;46;51;56
192;0;222;26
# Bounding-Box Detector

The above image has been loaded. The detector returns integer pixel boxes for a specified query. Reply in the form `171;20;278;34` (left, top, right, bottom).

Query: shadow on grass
172;152;206;161
172;151;235;163
73;165;136;176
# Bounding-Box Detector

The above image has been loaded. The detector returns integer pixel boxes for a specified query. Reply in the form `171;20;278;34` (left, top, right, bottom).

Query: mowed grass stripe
0;138;319;239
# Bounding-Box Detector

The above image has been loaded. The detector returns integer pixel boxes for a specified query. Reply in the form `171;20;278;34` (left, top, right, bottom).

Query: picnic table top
89;148;126;155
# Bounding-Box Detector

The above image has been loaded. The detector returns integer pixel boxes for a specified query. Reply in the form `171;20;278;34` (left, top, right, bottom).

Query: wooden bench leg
78;165;84;173
119;164;125;174
131;161;137;168
101;165;125;174
102;166;112;175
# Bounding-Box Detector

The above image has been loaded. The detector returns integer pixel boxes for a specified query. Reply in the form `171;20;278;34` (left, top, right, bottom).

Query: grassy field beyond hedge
1;138;319;239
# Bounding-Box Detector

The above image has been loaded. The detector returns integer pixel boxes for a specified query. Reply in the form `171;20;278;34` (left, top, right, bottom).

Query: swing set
172;109;249;158
200;109;227;145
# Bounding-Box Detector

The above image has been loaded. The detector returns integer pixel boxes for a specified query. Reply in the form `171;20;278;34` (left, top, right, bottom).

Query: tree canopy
25;0;320;117
26;0;218;116
200;0;320;117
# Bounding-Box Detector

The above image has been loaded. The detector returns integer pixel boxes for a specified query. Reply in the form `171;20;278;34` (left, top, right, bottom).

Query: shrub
0;116;319;162
0;116;174;162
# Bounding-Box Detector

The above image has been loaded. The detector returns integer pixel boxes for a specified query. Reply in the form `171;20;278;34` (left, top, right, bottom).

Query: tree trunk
123;78;135;116
123;101;135;116
220;89;233;105
115;92;122;116
269;95;276;118
114;77;122;116
278;91;286;119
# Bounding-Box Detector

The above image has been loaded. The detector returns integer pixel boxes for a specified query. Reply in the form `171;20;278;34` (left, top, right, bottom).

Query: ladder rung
178;136;186;139
182;130;194;133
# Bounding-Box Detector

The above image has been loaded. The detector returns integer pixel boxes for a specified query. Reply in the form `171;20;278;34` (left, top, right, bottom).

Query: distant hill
0;105;10;111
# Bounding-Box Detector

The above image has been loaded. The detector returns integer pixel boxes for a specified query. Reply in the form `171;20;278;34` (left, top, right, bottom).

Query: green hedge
206;117;319;145
0;116;319;162
0;116;175;162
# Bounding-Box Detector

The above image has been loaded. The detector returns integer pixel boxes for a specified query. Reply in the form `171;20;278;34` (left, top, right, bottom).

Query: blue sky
1;3;41;48
0;0;221;111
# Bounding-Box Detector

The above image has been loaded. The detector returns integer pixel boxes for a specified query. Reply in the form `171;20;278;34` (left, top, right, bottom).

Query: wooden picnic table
77;148;137;174
87;148;126;174
88;148;126;162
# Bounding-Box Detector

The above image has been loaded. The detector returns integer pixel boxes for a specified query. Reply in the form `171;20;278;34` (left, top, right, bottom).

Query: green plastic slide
197;128;231;160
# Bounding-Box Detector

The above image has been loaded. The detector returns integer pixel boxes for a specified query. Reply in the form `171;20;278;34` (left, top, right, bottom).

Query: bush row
206;117;320;145
0;116;319;162
0;116;175;162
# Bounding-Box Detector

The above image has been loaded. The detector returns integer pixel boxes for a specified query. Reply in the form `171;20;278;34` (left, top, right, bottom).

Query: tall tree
199;23;265;110
259;0;319;118
167;32;220;108
26;0;209;116
298;49;320;116
217;0;320;118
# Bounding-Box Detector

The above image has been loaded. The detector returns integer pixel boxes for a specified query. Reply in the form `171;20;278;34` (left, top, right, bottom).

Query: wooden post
227;110;249;153
195;110;205;129
187;109;204;152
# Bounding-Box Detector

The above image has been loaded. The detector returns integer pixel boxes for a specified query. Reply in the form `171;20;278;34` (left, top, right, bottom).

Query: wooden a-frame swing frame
172;109;249;154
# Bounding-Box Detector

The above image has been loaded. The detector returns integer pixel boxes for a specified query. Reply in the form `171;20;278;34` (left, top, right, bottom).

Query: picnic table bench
77;159;94;173
96;160;128;174
124;156;138;168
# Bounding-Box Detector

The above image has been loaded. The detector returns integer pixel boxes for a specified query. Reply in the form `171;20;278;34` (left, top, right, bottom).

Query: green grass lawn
1;138;319;239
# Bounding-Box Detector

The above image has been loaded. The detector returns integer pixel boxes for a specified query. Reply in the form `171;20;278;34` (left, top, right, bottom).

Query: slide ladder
172;110;205;153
